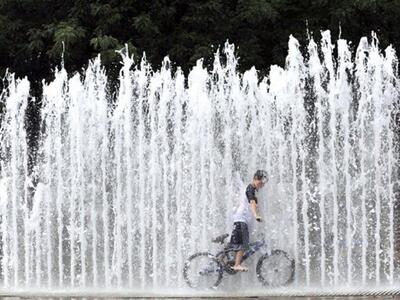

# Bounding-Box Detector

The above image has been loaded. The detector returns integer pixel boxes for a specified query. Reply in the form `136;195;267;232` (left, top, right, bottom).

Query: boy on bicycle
229;170;268;272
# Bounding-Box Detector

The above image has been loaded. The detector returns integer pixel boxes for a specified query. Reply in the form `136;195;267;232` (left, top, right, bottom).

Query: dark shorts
229;222;249;251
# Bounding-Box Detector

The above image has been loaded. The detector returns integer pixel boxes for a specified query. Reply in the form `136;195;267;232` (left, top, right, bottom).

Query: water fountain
0;30;399;296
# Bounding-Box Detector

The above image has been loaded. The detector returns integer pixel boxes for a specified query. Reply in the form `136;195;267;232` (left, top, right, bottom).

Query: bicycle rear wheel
256;249;295;287
183;252;223;289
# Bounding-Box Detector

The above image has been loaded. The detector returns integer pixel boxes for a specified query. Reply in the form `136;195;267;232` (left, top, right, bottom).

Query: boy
229;170;268;271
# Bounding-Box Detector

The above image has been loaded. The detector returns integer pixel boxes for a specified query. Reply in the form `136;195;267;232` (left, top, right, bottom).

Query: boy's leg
234;250;244;266
232;222;249;271
233;249;248;271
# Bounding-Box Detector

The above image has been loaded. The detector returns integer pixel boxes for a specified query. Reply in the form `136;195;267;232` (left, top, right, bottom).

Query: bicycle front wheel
256;249;295;287
183;252;223;289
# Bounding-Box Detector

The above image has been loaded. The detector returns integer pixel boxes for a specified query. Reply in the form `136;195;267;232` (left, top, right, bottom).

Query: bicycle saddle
212;233;229;244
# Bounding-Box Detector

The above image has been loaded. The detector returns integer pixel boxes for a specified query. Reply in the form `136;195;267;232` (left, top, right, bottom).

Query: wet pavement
0;297;399;300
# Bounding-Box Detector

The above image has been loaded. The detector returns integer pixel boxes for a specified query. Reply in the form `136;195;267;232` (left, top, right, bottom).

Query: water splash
0;31;399;291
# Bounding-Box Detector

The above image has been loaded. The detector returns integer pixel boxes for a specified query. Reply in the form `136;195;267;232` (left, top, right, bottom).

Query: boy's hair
254;169;268;181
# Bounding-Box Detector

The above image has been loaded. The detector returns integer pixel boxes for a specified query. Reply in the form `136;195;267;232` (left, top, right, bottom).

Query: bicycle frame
216;239;267;263
243;239;266;261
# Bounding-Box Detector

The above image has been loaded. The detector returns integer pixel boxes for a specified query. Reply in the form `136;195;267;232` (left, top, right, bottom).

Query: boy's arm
250;200;262;222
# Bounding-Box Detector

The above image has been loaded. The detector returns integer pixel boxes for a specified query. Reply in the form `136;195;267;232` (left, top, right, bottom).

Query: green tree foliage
1;0;400;90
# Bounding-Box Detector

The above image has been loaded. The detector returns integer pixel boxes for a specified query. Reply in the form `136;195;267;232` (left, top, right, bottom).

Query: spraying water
0;31;399;292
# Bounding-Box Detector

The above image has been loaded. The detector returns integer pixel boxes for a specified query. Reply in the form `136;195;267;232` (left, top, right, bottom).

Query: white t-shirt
232;184;258;225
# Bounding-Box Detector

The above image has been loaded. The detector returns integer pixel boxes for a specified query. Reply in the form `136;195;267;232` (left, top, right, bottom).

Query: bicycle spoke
257;250;294;287
183;253;223;289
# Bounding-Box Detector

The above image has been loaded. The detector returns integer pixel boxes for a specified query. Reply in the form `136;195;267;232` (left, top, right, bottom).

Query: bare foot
232;265;249;272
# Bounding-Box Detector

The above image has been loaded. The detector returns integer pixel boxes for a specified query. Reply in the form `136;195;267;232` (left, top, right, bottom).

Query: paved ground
0;297;399;300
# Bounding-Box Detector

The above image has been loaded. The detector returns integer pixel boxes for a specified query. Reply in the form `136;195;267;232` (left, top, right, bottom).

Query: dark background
1;0;400;94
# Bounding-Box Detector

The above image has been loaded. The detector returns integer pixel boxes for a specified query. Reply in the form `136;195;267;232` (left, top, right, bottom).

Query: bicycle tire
256;249;295;287
183;252;224;289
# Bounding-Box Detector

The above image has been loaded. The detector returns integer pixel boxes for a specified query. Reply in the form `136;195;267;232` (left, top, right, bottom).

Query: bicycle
183;233;295;289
